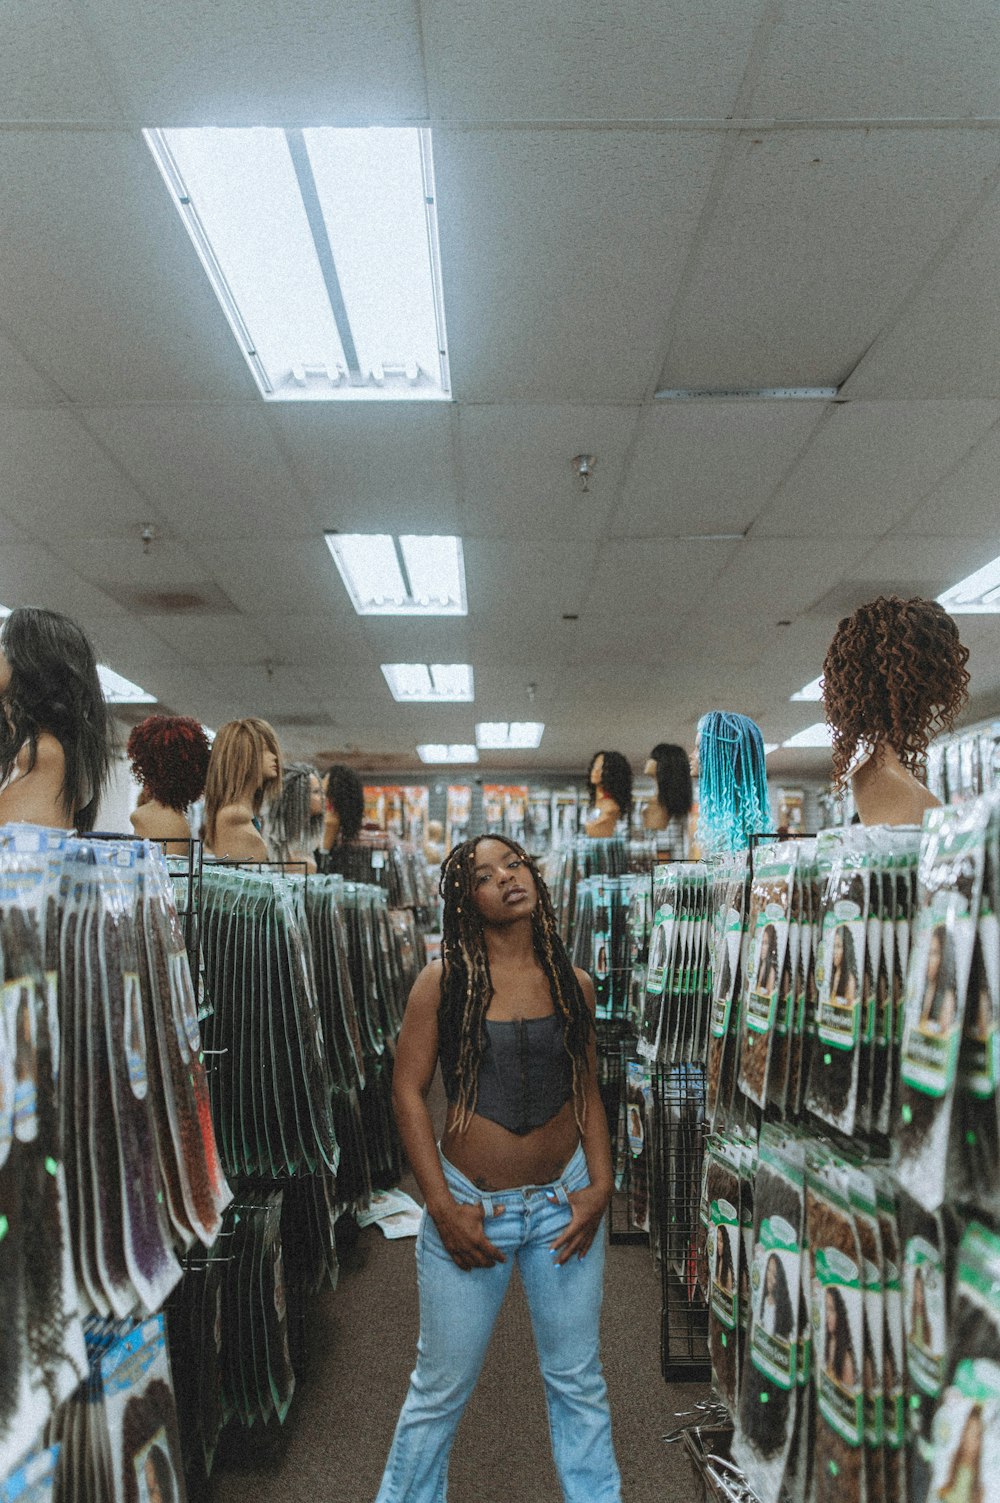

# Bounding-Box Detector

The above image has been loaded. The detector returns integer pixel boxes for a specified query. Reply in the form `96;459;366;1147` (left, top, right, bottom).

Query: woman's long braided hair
438;834;593;1133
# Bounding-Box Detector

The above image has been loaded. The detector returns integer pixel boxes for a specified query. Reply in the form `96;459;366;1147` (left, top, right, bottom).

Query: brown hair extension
203;718;283;848
822;596;969;788
438;835;593;1133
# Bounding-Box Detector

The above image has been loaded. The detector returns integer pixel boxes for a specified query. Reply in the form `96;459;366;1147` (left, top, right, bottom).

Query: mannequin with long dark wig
0;606;111;831
378;833;620;1502
642;741;692;854
127;715;211;856
321;762;364;851
585;750;633;838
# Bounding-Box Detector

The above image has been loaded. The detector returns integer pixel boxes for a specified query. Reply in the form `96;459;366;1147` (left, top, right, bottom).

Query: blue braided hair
696;711;771;855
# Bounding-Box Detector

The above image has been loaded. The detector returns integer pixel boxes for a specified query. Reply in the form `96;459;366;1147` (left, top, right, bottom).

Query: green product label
817;993;860;1050
746;985;776;1035
900;1023;960;1098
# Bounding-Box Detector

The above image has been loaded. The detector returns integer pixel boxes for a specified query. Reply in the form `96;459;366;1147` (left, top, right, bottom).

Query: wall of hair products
0;825;413;1503
665;791;1000;1503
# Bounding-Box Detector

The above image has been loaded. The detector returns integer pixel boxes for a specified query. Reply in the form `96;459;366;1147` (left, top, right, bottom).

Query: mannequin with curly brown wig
585;750;633;837
822;596;969;826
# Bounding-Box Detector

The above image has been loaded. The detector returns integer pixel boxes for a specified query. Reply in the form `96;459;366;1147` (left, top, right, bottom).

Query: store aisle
209;1081;707;1503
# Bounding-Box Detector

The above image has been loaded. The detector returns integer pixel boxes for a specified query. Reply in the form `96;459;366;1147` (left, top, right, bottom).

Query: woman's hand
431;1198;507;1272
550;1183;611;1265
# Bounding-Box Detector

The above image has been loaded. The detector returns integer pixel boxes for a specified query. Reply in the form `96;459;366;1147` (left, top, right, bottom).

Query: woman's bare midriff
440;1097;580;1191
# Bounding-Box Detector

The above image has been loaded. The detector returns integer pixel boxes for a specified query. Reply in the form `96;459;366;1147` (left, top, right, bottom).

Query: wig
587;750;633;819
649;742;693;819
268;761;323;859
325;763;364;842
0;606;111;830
825;1284;858;1387
438;834;593;1133
126;716;211;813
696;711;770;856
202;717;282;848
822;596;970;788
762;1253;794;1339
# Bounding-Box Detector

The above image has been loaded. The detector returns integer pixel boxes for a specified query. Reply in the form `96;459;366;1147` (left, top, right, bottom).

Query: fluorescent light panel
98;665;157;704
144;126;450;402
326;534;467;616
791;675;824;702
476;722;545;750
782;722;834;749
382;663;474;702
938;551;1000;613
416;744;479;764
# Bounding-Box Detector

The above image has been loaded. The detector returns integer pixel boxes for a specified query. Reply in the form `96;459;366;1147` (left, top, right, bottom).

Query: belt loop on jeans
481;1192;495;1218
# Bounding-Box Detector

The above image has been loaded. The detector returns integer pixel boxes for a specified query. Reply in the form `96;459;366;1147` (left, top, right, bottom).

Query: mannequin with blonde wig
203;718;282;860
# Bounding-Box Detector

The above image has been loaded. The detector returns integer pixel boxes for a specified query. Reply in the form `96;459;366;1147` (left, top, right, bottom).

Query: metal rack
653;1062;710;1381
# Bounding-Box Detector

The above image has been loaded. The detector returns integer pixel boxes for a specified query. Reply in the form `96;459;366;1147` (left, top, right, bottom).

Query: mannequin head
268;761;324;857
127;716;211;813
586;750;633;818
203;717;282;846
695;711;770;855
0;605;111;830
324;763;364;844
822;596;970;788
644;742;693;820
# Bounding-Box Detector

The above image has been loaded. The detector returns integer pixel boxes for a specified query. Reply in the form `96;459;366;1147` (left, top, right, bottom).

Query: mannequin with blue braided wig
695;711;771;855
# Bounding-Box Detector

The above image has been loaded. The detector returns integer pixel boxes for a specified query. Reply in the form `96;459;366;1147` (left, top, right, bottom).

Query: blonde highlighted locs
438;835;594;1134
822;596;970;788
203;717;283;847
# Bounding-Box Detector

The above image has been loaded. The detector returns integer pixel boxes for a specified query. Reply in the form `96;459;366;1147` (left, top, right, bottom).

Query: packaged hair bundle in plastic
806;1153;867;1503
848;1170;886;1503
896;802;987;1212
952;799;1000;1215
0;1445;59;1503
927;1221;1000;1503
874;1183;906;1503
732;1131;806;1503
806;834;870;1137
707;854;750;1126
900;1194;955;1503
99;1314;188;1503
738;843;799;1110
707;1138;745;1412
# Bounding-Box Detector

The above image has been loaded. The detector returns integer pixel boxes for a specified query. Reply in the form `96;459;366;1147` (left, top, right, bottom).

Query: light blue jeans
374;1142;621;1503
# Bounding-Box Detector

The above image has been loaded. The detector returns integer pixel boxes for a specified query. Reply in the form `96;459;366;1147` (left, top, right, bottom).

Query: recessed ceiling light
98;665;157;704
144;126;450;402
654;387;838;402
938;551;1000;613
790;675;824;702
382;663;474;702
781;722;834;749
325;534;467;616
416;744;479;764
476;722;545;750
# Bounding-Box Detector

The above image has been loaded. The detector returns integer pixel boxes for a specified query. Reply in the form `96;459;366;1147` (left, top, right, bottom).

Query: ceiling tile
755;400;1000;537
80;0;427;125
0;545;123;620
659;130;1000;391
137;613;283;668
748;0;1000;119
458;404;641;539
422;0;767;121
45;538;210;591
0;332;61;408
463;537;597;620
434;128;725;402
0;409;151;537
902;421;1000;536
204;539;352;616
579;538;741;617
0;0;125;124
616;401;827;537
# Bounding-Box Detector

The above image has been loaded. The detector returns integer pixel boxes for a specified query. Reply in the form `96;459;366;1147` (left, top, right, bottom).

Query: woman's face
590;753;604;787
927;926;944;983
765;1257;778;1296
0;643;10;698
470;839;537;924
825;1289;837;1334
832;928;844;968
262;746;279;782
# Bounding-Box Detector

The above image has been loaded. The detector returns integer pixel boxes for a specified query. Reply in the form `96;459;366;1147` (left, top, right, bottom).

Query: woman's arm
551;969;614;1265
207;804;268;861
392;963;505;1272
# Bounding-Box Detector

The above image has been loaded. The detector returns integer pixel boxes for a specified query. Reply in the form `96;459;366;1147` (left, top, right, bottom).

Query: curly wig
0;606;112;830
324;763;364;842
822;596;970;787
127;716;211;813
438;835;593;1133
587;750;633;819
649;742;693;819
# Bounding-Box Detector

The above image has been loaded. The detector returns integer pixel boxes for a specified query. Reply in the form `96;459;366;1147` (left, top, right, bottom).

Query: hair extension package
806;833;869;1137
806;1152;867;1503
0;1444;59;1503
738;843;799;1110
707;1136;747;1412
953;798;1000;1215
927;1221;1000;1503
707;854;750;1126
732;1130;806;1503
99;1314;188;1503
896;802;987;1212
900;1194;955;1503
637;867;678;1062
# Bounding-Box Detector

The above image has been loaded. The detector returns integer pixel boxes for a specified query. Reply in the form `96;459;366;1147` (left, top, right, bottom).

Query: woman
938;1404;985;1503
377;835;620;1503
829;925;859;1006
824;1285;857;1389
920;925;958;1030
758;1253;793;1340
0;606;111;830
203;718;281;860
127;715;211;856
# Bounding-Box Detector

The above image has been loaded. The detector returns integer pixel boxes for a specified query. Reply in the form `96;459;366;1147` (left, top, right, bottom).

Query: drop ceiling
1;0;999;777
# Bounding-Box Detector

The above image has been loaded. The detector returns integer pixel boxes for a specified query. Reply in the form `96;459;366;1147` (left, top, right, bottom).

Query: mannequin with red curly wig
127;715;211;855
822;596;970;826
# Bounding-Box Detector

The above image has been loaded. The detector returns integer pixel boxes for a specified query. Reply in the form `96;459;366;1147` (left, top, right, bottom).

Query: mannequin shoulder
208;803;268;860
